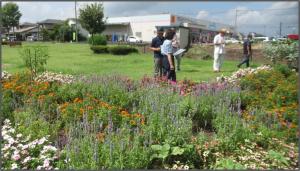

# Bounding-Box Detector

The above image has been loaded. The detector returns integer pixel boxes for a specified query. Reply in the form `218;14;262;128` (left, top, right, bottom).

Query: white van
253;37;270;42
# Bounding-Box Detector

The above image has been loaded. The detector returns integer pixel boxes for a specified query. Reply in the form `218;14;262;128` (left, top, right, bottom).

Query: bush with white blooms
216;65;272;84
1;119;60;170
34;71;74;84
1;71;12;80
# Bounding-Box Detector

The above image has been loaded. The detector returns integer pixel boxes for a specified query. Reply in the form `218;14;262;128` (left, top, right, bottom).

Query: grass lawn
2;42;262;82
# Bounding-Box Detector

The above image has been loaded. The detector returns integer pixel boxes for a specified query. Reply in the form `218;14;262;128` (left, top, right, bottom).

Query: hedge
90;45;138;55
108;46;138;55
90;45;109;54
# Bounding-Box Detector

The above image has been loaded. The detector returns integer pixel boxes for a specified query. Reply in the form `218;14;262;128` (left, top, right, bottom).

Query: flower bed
1;68;298;170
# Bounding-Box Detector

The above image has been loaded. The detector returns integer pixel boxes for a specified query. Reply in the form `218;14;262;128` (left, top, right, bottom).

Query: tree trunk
91;33;94;45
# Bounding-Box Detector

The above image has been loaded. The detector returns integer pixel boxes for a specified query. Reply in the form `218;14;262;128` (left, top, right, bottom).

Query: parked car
8;36;16;41
287;34;299;40
26;35;37;41
127;36;142;43
225;37;242;44
253;37;270;42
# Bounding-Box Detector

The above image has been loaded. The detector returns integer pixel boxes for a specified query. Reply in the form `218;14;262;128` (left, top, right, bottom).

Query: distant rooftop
37;19;64;24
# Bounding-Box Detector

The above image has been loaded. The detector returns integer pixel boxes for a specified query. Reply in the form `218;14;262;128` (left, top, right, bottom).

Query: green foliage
41;28;51;41
108;46;138;55
183;45;213;60
0;2;22;33
19;46;50;76
263;41;298;70
88;34;107;45
214;158;245;169
90;45;108;54
79;3;106;45
240;68;298;142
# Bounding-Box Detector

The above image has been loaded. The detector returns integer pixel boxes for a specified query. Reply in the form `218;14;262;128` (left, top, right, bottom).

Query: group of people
150;27;253;82
213;28;252;72
150;28;181;82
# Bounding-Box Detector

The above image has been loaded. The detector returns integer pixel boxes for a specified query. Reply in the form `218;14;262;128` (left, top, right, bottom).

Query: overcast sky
6;1;299;37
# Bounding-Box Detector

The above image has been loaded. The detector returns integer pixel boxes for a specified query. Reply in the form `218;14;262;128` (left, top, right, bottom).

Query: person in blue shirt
238;34;252;68
161;29;176;82
150;28;165;77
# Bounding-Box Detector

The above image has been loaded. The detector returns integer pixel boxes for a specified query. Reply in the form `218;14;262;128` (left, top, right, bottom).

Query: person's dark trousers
163;55;176;81
238;54;250;67
162;55;169;77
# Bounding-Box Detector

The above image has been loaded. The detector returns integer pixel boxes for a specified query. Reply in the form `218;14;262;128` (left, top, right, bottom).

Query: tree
1;2;22;37
79;3;106;44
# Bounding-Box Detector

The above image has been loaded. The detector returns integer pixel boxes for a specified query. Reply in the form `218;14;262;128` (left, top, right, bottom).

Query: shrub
19;46;50;77
108;46;138;55
263;41;298;70
90;45;108;54
183;45;213;60
88;34;107;45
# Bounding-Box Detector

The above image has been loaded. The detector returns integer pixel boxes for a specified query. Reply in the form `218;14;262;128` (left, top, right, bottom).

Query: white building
103;13;234;48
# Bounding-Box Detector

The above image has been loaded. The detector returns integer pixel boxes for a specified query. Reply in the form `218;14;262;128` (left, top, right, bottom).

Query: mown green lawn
2;42;261;82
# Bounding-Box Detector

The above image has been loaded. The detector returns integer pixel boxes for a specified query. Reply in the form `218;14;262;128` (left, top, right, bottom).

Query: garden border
0;0;299;170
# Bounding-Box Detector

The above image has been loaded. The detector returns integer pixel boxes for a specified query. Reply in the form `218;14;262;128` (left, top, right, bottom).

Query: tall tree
79;3;106;44
1;2;22;37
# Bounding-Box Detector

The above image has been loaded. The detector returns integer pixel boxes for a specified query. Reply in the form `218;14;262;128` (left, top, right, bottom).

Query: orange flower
96;132;105;142
48;92;55;97
80;108;84;115
74;98;82;103
134;113;142;118
141;119;145;125
87;106;93;110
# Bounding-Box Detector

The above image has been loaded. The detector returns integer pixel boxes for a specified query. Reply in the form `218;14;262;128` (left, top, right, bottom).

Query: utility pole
234;9;238;35
75;0;78;42
279;22;282;37
263;25;266;36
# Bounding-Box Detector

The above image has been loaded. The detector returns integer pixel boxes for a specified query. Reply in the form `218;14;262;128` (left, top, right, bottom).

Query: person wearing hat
213;28;226;72
150;28;165;77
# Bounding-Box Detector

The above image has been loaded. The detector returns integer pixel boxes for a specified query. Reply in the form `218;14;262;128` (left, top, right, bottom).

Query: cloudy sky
6;1;299;37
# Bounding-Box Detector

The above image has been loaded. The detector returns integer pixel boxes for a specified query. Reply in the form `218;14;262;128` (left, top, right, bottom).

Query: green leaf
171;146;185;155
151;145;162;151
161;144;170;152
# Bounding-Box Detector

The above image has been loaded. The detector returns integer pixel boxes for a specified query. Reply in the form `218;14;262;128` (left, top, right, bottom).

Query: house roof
105;22;130;26
20;22;36;26
37;19;64;24
11;26;38;34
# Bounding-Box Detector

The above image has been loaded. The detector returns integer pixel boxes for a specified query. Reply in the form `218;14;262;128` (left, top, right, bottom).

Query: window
135;32;142;38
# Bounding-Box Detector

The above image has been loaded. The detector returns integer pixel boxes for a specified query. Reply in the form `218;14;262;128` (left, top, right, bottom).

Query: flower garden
1;63;298;170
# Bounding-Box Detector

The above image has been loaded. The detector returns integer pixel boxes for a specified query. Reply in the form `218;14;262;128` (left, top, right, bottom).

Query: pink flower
12;154;21;161
43;159;50;168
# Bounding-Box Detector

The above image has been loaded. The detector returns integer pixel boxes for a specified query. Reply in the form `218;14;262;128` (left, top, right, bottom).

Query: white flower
23;156;32;163
172;164;178;170
37;165;43;170
16;133;22;138
183;165;189;170
11;163;18;170
38;137;47;145
22;144;29;150
43;159;50;168
2;144;11;151
4;119;11;124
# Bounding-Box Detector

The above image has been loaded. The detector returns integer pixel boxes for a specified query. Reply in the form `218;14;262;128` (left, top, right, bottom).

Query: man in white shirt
213;28;226;72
